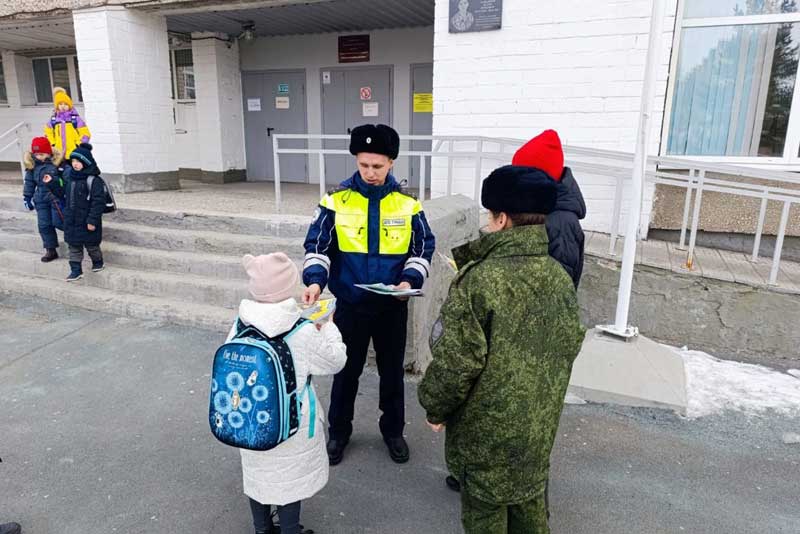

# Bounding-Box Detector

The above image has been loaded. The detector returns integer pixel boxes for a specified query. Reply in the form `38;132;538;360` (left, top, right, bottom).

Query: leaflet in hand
301;298;337;323
354;283;424;297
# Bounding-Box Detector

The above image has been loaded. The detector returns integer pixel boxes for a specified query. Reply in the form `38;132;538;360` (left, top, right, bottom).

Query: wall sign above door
338;34;370;63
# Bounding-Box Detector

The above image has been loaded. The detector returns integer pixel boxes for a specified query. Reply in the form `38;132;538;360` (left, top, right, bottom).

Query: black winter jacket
53;169;106;246
545;167;586;288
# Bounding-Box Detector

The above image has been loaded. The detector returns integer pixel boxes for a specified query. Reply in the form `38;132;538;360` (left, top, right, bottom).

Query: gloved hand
23;197;34;211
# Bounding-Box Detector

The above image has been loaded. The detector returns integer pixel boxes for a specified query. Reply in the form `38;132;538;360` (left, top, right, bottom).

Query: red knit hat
30;137;52;156
512;129;564;181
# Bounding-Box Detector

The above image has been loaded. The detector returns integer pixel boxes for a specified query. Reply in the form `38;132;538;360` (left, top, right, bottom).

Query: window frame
170;47;196;103
661;1;800;168
31;54;83;106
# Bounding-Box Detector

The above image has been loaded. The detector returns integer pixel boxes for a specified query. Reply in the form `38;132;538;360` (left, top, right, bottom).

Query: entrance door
409;63;433;189
242;70;308;182
322;66;393;183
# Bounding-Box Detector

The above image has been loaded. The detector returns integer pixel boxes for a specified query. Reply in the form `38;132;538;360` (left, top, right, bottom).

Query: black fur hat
349;124;400;159
481;165;558;214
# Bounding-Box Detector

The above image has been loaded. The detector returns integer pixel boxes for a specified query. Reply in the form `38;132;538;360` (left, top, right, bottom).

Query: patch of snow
675;347;800;419
783;432;800;444
564;392;587;405
787;369;800;379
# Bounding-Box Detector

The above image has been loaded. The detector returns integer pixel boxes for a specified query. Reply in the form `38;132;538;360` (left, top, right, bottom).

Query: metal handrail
0;122;31;179
272;132;800;287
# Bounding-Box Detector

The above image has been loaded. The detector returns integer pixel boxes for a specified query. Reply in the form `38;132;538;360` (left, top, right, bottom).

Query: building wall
239;26;435;183
430;0;679;234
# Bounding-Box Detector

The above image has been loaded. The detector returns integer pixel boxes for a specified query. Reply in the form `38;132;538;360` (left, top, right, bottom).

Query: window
666;1;800;159
170;49;195;101
0;60;7;104
31;56;82;104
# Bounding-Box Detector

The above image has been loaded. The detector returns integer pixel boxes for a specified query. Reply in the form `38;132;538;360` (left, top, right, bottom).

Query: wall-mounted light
240;22;256;42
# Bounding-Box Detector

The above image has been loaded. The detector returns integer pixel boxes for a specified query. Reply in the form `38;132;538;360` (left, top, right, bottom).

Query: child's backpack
86;175;117;214
209;318;316;451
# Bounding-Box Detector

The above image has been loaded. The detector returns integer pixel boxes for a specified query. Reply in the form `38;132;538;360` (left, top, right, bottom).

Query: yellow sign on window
413;93;433;113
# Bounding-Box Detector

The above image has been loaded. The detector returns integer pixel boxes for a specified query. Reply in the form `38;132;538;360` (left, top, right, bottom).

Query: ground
1;295;799;534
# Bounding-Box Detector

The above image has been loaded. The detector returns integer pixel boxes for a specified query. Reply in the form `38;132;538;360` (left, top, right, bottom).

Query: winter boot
41;248;58;262
66;262;83;282
0;522;22;534
92;261;105;272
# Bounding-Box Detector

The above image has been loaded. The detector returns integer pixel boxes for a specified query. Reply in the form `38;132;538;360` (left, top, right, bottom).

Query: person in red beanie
511;129;586;288
22;137;65;262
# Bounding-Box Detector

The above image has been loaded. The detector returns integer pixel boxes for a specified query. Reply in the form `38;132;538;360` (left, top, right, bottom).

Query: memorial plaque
449;0;502;33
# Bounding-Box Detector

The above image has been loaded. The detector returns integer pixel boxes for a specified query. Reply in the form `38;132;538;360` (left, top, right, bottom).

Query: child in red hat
512;129;586;288
22;137;65;262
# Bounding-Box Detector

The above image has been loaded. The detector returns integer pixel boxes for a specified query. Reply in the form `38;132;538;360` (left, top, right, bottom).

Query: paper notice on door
247;98;261;112
413;93;433;113
275;96;290;109
363;102;379;117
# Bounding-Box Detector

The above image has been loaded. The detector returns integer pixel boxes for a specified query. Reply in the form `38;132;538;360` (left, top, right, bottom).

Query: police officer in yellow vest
302;124;436;465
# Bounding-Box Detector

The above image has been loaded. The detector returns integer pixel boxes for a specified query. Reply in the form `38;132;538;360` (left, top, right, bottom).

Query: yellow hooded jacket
44;87;91;156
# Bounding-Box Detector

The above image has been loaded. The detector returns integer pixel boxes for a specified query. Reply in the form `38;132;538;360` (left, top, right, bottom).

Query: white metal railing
272;132;800;287
0;122;30;177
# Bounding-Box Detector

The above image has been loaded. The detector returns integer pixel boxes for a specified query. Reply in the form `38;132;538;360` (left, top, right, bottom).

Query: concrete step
0;249;250;309
0;270;232;331
0;210;304;258
0;194;311;237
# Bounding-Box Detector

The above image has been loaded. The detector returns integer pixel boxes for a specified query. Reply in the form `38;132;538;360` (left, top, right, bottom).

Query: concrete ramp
569;328;688;415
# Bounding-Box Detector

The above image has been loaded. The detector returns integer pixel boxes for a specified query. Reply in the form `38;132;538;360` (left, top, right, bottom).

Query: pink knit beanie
242;253;299;303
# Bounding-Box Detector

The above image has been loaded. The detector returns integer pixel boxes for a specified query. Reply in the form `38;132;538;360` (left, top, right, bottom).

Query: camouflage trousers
461;489;549;534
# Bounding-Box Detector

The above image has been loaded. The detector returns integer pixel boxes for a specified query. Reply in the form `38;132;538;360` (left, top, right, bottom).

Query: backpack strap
86;176;94;201
70;112;79;129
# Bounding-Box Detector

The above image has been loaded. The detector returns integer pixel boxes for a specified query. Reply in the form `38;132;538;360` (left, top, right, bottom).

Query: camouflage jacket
418;225;585;505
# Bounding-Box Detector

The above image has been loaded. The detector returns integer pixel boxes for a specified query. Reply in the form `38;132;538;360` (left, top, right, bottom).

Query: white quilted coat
225;298;347;506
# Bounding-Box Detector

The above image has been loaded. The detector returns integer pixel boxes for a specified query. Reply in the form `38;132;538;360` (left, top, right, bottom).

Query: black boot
41;248;58;262
326;437;349;466
0;522;21;534
384;436;410;464
66;262;83;282
445;475;462;492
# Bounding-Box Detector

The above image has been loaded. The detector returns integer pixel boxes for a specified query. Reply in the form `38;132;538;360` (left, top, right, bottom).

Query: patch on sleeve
311;206;321;223
430;315;445;349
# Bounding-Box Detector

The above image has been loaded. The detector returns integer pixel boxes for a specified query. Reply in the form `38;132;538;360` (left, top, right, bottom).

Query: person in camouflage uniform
418;164;586;534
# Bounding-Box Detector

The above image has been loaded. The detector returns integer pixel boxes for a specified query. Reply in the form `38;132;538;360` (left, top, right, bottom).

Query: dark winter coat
545;167;586;288
22;151;63;205
58;168;105;246
419;225;585;505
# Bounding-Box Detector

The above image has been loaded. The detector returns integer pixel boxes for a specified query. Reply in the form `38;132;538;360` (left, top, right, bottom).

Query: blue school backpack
209;318;316;451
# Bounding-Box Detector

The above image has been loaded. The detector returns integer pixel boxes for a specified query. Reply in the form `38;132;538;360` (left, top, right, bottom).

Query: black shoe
327;437;349;466
0;522;21;534
92;261;104;272
384;436;410;464
41;248;58;262
66;261;83;282
445;475;462;492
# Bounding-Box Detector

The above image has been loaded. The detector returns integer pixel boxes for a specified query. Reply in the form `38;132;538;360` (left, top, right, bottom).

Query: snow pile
676;347;800;419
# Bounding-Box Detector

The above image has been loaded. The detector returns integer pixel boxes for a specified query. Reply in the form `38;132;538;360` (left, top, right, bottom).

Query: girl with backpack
225;253;346;534
44;87;91;158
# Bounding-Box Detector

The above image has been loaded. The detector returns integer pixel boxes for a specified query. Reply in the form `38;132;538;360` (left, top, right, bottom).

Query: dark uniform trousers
328;300;408;440
461;489;550;534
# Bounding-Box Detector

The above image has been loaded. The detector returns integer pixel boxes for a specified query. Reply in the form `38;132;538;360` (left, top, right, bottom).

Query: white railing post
768;201;791;285
686;169;705;269
272;133;281;214
677;168;695;250
752;193;769;262
608;173;624;256
474;138;484;206
318;152;326;199
419;155;426;200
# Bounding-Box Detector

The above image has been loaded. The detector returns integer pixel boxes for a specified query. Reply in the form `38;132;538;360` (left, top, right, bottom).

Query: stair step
0;194;311;237
0;249;250;309
0;210;304;258
0;270;232;331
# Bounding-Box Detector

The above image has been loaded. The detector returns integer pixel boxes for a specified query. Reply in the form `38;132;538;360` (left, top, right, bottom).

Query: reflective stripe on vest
321;189;421;255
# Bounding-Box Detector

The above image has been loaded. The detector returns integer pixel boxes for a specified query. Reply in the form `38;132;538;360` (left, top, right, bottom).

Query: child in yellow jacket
44;87;91;157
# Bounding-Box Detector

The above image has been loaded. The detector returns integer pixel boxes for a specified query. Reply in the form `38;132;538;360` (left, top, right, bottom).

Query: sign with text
449;0;502;33
338;34;370;63
413;93;433;113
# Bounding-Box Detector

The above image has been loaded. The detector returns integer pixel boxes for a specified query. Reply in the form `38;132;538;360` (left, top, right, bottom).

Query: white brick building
1;0;799;233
